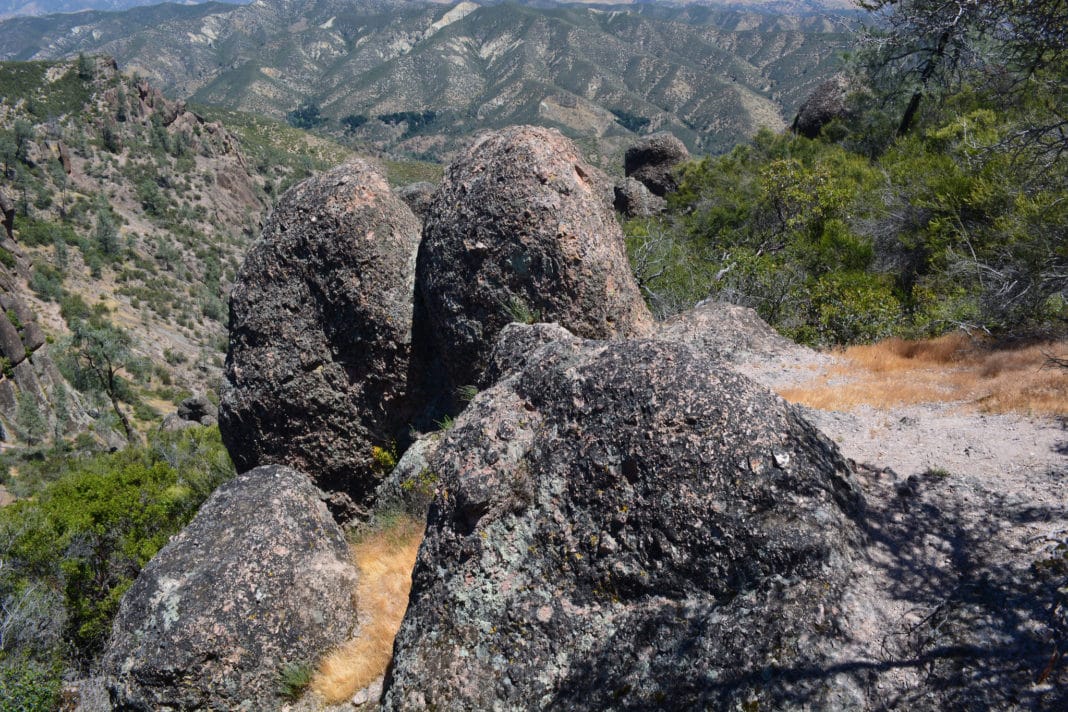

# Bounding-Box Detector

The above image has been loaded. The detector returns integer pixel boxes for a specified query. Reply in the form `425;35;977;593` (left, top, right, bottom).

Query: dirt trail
739;347;1068;710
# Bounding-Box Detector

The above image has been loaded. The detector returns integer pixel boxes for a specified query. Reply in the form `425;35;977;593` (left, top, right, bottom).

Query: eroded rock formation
624;132;689;197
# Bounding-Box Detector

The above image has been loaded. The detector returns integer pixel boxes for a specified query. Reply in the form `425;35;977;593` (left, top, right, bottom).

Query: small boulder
219;160;421;514
414;126;652;407
395;181;437;221
0;313;26;366
623;132;689;197
177;394;216;425
792;74;854;139
382;326;865;710
656;300;797;363
613;176;666;217
101;465;359;711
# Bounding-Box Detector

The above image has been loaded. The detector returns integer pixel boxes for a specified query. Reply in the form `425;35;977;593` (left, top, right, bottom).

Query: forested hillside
626;0;1067;344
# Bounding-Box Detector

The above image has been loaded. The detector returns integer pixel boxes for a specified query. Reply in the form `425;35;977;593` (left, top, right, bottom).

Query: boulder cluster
97;126;869;709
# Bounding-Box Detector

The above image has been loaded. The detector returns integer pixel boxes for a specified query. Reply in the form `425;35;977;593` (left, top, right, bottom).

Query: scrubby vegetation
0;427;233;709
627;0;1067;346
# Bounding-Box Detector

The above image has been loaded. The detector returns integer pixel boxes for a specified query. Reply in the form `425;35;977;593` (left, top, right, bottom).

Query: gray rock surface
0;190;13;242
219;160;421;515
613;176;666;217
792;74;854;139
101;465;359;711
414;126;652;409
395;181;437;221
656;300;799;363
382;326;866;711
623;132;689;197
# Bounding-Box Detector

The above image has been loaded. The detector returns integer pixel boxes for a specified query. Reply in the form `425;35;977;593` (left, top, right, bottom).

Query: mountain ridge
1;0;854;160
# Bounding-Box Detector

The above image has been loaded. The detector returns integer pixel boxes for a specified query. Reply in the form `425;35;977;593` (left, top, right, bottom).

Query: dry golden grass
310;517;424;704
779;333;1068;416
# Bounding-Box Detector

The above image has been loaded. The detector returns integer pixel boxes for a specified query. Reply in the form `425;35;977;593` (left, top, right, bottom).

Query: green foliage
0;427;233;667
286;101;326;130
0;658;62;712
14;393;47;445
277;661;314;701
371;442;398;476
627;82;1068;343
341;114;368;132
610;108;650;134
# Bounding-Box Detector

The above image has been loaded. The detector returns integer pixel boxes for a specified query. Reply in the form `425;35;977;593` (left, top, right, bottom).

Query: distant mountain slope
0;0;245;20
0;57;355;442
0;0;854;160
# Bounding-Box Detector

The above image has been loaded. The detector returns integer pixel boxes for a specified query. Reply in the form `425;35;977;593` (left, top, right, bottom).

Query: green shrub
0;427;234;664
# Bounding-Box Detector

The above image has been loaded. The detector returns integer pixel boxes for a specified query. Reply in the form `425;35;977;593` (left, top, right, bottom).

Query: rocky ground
738;342;1067;710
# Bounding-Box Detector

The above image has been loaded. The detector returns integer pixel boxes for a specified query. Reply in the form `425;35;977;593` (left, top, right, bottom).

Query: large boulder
219;160;421;515
623;132;689;197
415;126;652;407
792;74;854;139
382;325;866;711
0;190;14;242
101;465;359;711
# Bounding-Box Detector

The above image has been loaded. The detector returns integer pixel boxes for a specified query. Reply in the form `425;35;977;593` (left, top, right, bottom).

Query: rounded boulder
219;160;421;513
414;126;652;404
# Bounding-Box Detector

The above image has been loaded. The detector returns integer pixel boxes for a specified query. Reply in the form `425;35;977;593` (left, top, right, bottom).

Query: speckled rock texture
101;465;359;711
792;74;855;139
612;176;666;218
382;325;867;711
656;300;798;363
623;132;689;197
414;126;652;409
219;160;421;515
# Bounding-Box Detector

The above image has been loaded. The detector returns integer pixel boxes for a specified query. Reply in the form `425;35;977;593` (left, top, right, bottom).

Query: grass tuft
779;333;1068;416
310;516;424;704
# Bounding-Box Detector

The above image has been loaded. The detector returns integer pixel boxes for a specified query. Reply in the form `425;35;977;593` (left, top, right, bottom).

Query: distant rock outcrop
624;132;689;197
160;394;217;431
792;74;854;139
219;160;421;518
613;176;666;218
101;465;359;711
414;126;652;408
382;325;865;711
0;190;14;241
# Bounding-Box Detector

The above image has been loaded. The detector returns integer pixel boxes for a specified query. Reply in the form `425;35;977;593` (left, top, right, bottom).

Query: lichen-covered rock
382;326;866;711
623;132;689;197
101;465;359;711
792;74;855;139
612;176;666;217
414;126;652;407
219;160;421;514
